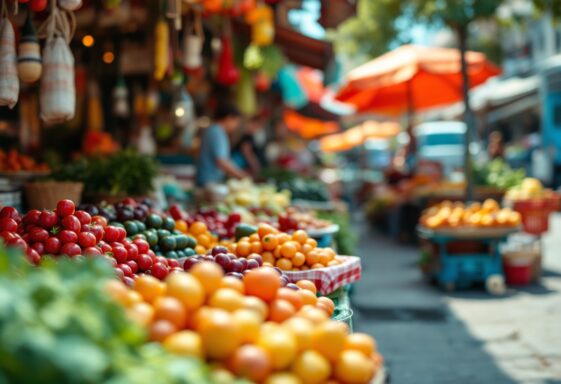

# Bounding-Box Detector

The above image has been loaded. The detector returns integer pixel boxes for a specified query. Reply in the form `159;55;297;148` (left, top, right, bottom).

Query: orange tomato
149;319;177;342
296;280;317;294
276;258;293;271
250;241;263;254
306;238;318;248
292;252;306;267
195;245;206;255
243;267;281;302
276;287;304;310
256;326;298;370
292;350;331;384
345;333;376;356
163;330;204;359
175;219;188;233
291;229;308;244
277;233;291;244
316;297;335;316
228;345;272;383
257;223;276;238
262;234;278;251
190;221;208;236
127;302;155;327
243;296;269;321
233;309;262;343
190;261;224;296
249;233;260;242
298;289;318;307
268;299;296;323
262;251;275;265
301;243;313;254
197;234;212;249
334;350;376;383
236;241;251;257
220;276;245;294
199;309;242;360
283;317;314;351
273;246;282;259
312;263;325;270
311;321;348;362
296;305;329;324
153;296;188;328
165;272;205;311
134;275;166;303
280;242;297;259
208;288;245;312
306;251;320;266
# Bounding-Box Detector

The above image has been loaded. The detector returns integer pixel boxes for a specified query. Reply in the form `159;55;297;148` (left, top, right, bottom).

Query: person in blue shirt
196;102;248;186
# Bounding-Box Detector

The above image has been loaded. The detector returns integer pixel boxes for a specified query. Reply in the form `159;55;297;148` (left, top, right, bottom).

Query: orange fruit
311;321;348;362
198;309;242;360
306;251;320;266
306;238;318;248
243;296;269;320
149;319;177;342
280;242;297;259
312;263;325;270
334;350;375;384
262;234;278;251
127;302;155;327
257;223;276;238
273;246;282;259
327;260;340;267
249;233;260;242
236;241;251;257
292;252;306;267
243;267;281;303
276;258;293;271
292;229;308;244
209;288;245;312
317;297;335;316
300;265;310;271
195;245;206;255
292;350;331;384
105;280;132;305
232;309;262;343
153;296;188;328
189;307;213;331
228;345;272;382
264;373;302;384
256;325;297;370
268;299;296;323
283;317;314;351
296;280;317;294
190;261;224;296
277;233;291;244
227;243;237;254
133;275;166;303
296;305;328;324
190;221;208;236
250;241;263;254
165;273;205;311
301;243;314;254
197;234;212;249
220;276;245;294
174;219;188;233
163;330;204;358
345;333;376;357
298;289;318;306
262;251;275;265
276;287;304;310
319;252;331;266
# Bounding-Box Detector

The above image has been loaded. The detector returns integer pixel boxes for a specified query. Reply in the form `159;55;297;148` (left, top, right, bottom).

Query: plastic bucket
504;258;532;286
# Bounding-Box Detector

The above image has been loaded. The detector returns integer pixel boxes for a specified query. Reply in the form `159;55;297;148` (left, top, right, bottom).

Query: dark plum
211;246;229;256
286;283;300;290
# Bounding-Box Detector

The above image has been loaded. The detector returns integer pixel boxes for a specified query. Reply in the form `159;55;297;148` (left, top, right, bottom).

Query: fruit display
278;207;333;232
474;159;525;190
229;224;344;271
109;263;383;383
223;179;291;215
0;149;49;173
420;199;522;230
169;204;241;241
505;178;559;201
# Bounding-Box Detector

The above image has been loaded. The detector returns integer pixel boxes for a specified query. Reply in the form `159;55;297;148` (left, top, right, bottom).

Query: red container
504;259;533;286
513;197;560;235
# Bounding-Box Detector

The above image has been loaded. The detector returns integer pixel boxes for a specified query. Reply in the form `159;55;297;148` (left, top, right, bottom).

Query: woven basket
24;181;84;210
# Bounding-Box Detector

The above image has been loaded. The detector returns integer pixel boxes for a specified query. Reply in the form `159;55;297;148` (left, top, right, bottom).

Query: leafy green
0;245;212;384
474;159;525;190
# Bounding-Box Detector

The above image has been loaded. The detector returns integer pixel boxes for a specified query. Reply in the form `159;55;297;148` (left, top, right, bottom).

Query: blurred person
232;116;267;175
488;131;505;159
195;102;248;187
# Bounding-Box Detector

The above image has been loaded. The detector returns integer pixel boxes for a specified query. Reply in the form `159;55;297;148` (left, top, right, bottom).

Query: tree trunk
458;24;475;202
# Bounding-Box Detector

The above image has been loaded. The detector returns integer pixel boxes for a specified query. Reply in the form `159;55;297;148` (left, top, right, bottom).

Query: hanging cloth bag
182;10;204;71
0;2;19;109
38;2;76;123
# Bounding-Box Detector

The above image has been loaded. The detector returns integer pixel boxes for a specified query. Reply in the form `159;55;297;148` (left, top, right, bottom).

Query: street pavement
352;214;561;384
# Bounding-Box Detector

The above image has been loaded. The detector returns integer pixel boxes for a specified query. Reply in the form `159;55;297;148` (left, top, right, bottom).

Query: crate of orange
229;224;362;295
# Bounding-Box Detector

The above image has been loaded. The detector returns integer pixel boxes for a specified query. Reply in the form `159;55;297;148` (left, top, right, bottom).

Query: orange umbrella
283;109;339;139
319;120;400;152
336;45;501;116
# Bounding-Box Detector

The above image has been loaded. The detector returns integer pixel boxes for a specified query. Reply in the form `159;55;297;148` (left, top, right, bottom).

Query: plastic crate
513;197;560;235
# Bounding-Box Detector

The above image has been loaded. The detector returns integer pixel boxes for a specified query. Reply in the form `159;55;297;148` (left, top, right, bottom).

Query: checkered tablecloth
284;256;361;295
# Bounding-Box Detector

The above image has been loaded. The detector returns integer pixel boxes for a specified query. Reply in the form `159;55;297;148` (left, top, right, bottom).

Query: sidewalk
352;214;561;384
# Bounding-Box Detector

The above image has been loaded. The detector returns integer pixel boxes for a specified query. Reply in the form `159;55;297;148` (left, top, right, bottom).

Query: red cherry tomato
150;262;169;280
23;209;41;225
83;246;102;256
74;210;92;226
132;238;150;254
31;242;45;255
78;232;97;248
58;230;78;244
104;226;120;242
39;211;58;229
7;237;28;251
114;267;125;281
44;237;61;255
62;215;81;233
126;260;138;274
0;206;21;222
118;263;133;277
0;217;18;232
105;256;117;267
91;215;108;228
61;242;81;257
116;227;127;242
30;227;49;242
155;256;169;266
137;254;153;271
168;258;180;269
56;199;75;217
125;243;138;261
111;246;128;264
26;248;41;265
85;225;104;242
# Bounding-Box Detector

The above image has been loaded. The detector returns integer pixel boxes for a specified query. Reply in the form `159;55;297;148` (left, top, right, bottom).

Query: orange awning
336;45;501;116
319;120;400;152
283;109;339;139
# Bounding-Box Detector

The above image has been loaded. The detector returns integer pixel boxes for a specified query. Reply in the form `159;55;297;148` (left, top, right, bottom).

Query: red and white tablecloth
284;256;361;295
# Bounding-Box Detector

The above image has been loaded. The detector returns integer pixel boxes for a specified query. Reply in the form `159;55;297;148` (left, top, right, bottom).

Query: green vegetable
0;244;213;383
474;159;525;190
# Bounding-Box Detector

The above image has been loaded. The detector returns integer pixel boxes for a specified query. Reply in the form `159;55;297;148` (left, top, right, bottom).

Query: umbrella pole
459;25;475;202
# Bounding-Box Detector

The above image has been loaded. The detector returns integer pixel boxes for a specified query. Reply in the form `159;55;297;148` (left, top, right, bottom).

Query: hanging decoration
29;0;47;12
181;9;204;72
230;0;255;17
18;12;42;83
153;17;169;81
166;0;181;30
254;70;270;92
216;34;239;86
243;44;263;70
246;3;274;46
235;68;256;116
0;3;19;108
58;0;82;11
37;0;76;123
112;77;130;118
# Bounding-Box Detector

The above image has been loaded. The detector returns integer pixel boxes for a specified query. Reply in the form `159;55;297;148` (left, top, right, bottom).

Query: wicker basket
24;181;84;210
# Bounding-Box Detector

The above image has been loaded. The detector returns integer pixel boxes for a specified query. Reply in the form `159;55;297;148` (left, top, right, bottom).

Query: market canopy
335;45;501;116
319;120;400;152
283;109;339;139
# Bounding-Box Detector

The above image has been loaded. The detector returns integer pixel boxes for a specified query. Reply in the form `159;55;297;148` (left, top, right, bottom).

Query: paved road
353;214;561;384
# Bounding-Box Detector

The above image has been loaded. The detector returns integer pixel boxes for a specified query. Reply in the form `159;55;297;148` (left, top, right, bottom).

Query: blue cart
417;227;515;294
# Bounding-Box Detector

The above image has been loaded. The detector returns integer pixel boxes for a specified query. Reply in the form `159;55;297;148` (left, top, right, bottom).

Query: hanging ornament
29;0;48;12
235;69;256;117
243;44;263;70
182;11;204;72
230;0;255;17
0;8;19;108
58;0;82;11
246;4;274;46
146;87;160;115
38;0;76;123
112;77;129;118
216;35;239;86
153;18;169;80
18;12;42;83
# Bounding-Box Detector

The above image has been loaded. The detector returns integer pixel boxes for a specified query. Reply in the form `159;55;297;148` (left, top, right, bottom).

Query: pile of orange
229;224;343;271
107;264;382;383
175;220;220;254
420;199;522;230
